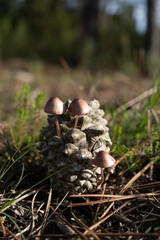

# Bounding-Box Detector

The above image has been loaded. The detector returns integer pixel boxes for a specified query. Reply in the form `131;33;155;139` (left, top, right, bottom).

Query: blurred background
0;0;160;122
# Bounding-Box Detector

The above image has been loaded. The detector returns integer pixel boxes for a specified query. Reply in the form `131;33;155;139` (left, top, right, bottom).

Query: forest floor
0;59;159;240
0;59;153;122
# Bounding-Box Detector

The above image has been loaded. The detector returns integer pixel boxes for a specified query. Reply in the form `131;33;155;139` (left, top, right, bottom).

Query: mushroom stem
97;168;104;189
88;140;95;152
74;115;79;128
54;114;61;138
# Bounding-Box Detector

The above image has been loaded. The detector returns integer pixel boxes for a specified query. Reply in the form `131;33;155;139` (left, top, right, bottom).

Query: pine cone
38;99;112;194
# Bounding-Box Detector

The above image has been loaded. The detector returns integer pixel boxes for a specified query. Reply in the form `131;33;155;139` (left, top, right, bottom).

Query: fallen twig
50;205;89;240
36;180;53;239
35;232;160;238
106;87;159;120
84;201;129;235
68;192;160;207
0;218;7;239
120;161;154;194
71;208;100;240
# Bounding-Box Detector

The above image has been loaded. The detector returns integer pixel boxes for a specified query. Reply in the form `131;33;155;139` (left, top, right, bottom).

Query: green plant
108;82;160;146
10;83;45;148
105;80;160;174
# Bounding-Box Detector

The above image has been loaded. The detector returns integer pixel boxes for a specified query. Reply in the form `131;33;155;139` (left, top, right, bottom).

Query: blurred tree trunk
146;0;159;55
82;0;99;39
80;0;99;66
146;0;160;75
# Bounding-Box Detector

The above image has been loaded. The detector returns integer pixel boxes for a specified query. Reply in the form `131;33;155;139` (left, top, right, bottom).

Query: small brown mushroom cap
44;97;66;115
68;98;91;117
93;151;115;168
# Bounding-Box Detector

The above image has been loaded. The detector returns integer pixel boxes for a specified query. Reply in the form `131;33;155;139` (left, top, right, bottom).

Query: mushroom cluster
38;97;115;194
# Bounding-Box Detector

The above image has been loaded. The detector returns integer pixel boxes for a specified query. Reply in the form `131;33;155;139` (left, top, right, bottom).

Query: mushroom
93;150;116;189
44;97;66;138
68;98;91;128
